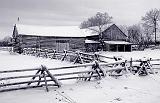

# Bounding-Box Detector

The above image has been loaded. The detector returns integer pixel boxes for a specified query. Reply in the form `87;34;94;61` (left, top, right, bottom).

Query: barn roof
16;24;93;37
104;41;132;45
15;24;126;37
85;40;100;43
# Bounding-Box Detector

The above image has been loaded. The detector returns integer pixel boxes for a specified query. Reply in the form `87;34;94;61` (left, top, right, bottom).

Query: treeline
80;8;160;49
0;36;12;47
116;8;160;46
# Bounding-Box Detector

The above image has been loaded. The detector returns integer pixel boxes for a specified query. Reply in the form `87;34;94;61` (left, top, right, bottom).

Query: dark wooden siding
69;38;85;51
86;35;99;41
85;24;127;42
18;35;85;52
85;43;100;52
102;24;127;41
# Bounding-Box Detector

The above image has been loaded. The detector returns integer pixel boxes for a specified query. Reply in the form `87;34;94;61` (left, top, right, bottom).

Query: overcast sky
0;0;160;39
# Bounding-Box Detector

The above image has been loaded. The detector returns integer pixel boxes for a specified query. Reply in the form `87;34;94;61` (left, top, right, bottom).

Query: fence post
42;65;61;88
94;53;99;61
44;49;48;58
28;68;42;85
74;51;84;64
61;50;67;61
43;72;49;92
130;58;132;67
51;50;56;59
147;59;154;74
87;60;105;81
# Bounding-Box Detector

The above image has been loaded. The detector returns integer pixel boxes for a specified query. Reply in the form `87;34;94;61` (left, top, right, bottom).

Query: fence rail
0;47;13;51
21;47;116;64
1;47;160;92
0;57;160;92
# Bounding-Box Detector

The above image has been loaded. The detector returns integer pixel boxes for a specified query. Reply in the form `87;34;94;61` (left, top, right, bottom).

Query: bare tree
118;25;129;37
142;24;153;44
127;24;143;44
80;12;112;50
142;8;160;44
0;36;12;46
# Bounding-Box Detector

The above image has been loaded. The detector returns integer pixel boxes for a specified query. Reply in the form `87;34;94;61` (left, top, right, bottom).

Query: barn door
56;42;69;51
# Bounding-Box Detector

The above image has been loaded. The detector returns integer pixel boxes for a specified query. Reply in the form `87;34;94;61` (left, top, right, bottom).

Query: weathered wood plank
43;66;61;87
0;74;40;81
53;70;94;76
0;68;40;73
0;79;52;87
0;85;43;92
43;72;49;92
58;75;99;80
0;61;126;73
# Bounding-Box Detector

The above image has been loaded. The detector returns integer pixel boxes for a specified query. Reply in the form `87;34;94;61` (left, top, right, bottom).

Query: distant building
86;24;132;52
12;24;132;52
13;24;86;52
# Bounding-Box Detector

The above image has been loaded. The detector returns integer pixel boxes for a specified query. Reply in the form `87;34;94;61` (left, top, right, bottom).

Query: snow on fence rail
0;47;13;52
21;47;116;63
0;58;159;92
0;60;128;92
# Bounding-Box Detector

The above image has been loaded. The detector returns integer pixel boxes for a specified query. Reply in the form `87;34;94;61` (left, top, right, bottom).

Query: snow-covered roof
85;40;100;44
16;24;94;37
84;24;113;37
15;24;126;38
104;41;132;44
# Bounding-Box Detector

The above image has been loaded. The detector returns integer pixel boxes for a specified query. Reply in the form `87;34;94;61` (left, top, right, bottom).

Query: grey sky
0;0;160;39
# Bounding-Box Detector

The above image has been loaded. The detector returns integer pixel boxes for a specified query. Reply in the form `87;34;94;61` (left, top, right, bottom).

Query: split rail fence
21;47;116;64
0;58;160;92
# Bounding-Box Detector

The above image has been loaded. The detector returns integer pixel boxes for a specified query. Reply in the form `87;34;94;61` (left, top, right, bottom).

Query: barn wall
18;35;40;48
69;37;85;51
86;35;99;41
85;43;100;52
103;43;132;52
18;35;85;52
85;24;127;42
103;43;110;51
102;24;127;41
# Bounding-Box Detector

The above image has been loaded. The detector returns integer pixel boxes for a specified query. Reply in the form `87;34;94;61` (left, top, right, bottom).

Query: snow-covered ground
0;50;73;70
0;49;160;103
100;49;160;60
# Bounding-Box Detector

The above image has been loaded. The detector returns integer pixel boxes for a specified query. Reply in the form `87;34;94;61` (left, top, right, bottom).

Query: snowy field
100;49;160;61
0;49;160;103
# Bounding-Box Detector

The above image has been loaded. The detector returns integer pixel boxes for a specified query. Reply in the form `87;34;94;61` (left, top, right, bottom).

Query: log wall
18;35;85;52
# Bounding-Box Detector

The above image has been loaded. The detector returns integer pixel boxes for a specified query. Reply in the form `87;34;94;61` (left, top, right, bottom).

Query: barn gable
102;24;127;41
86;24;127;41
85;24;131;52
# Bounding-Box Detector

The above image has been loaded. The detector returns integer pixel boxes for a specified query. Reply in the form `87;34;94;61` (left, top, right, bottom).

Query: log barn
13;24;86;52
85;24;132;52
12;24;132;52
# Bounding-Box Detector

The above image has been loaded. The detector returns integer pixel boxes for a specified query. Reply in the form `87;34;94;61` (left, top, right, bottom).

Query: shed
104;41;132;52
85;40;100;52
85;24;132;52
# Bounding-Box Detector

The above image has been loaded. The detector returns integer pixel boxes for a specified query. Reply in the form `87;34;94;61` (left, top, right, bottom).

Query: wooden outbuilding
85;40;100;52
104;41;132;52
86;24;132;52
13;24;86;52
